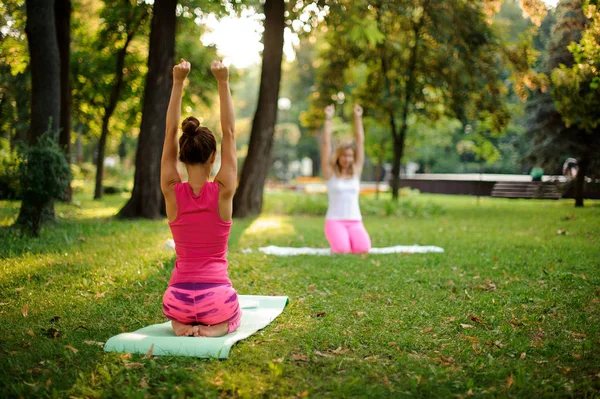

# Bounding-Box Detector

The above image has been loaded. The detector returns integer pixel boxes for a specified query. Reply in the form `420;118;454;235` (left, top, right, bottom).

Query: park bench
490;181;562;199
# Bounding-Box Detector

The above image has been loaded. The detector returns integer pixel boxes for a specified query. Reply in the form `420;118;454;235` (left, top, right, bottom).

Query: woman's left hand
173;58;191;83
353;104;363;117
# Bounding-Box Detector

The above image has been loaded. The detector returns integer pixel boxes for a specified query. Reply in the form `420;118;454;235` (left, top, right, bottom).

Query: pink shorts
324;219;371;254
162;282;242;334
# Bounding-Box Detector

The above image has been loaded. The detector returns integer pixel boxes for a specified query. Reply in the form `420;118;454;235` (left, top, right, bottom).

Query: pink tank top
168;181;232;285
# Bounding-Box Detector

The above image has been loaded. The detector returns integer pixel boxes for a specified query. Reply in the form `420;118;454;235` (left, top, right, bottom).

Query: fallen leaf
307;284;316;292
460;324;475;329
119;326;128;332
463;335;479;342
139;378;149;389
124;362;144;369
292;353;308;361
570;332;587;339
22;304;29;317
15;287;24;292
314;350;334;358
142;344;154;360
27;330;35;337
505;374;514;390
94;291;107;300
467;388;474;396
297;391;309;398
45;379;52;389
331;346;349;354
271;357;284;363
120;353;132;360
64;345;78;354
572;354;582;359
438;356;455;366
520;352;526;360
22;343;31;348
354;311;366;317
469;315;486;325
421;327;433;333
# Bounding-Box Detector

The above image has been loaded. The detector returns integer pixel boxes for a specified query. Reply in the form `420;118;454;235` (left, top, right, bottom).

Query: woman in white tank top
320;103;372;254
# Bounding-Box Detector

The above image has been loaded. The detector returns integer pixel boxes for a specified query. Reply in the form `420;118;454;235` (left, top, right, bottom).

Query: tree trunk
94;121;109;199
25;0;60;143
574;156;588;207
94;30;135;200
15;0;61;231
55;0;72;202
118;0;176;218
232;0;285;218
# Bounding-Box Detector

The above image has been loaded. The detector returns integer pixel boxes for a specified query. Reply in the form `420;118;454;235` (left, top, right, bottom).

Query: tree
118;0;177;218
315;0;513;199
89;2;149;199
117;1;227;218
527;0;596;207
232;0;285;218
14;0;62;231
55;0;72;201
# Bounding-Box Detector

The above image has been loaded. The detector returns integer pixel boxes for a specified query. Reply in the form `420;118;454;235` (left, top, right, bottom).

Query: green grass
1;191;599;398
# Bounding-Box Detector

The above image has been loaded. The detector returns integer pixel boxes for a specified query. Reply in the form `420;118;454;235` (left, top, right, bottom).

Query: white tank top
325;176;362;220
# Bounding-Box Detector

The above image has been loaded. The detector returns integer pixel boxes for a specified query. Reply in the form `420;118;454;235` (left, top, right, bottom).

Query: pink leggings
162;282;241;334
324;219;371;254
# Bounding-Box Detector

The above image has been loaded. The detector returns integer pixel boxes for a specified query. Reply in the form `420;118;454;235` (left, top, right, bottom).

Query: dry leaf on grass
94;292;107;300
292;353;308;361
354;311;366;317
22;304;29;317
124;362;144;369
570;332;587;339
313;350;334;358
64;345;78;354
520;352;526;360
139;378;149;389
142;344;154;359
27;330;35;337
460;324;475;329
505;374;514;390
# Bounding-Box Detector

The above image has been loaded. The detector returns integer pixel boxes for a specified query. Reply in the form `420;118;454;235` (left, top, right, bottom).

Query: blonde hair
330;144;355;177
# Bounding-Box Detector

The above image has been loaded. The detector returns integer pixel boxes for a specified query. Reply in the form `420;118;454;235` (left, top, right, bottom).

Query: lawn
1;191;599;398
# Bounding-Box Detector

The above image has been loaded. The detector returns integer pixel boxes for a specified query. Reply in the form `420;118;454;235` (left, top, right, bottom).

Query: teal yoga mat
104;295;289;359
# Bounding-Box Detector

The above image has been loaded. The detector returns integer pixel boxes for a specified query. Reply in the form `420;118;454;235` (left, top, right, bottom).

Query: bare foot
171;320;195;337
193;322;229;337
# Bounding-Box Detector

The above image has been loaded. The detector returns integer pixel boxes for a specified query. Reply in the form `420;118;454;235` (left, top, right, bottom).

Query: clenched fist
324;104;335;119
173;58;190;83
353;104;363;117
211;60;229;82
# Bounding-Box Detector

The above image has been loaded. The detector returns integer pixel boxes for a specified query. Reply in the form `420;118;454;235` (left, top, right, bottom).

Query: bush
264;190;444;218
17;134;71;236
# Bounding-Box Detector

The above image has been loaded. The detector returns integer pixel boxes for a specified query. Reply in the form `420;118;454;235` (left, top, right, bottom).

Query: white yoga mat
257;245;444;256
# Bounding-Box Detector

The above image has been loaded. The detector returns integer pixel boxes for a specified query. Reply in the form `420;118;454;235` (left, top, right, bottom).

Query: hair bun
182;116;201;137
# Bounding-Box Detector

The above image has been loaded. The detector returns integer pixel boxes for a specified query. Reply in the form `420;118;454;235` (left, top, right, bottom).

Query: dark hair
179;116;216;165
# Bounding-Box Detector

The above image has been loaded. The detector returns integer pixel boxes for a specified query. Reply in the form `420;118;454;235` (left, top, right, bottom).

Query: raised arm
353;104;365;176
212;61;236;220
321;104;335;180
161;59;189;219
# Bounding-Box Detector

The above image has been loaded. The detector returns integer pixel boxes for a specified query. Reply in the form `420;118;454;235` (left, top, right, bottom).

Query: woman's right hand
324;104;335;119
173;58;191;83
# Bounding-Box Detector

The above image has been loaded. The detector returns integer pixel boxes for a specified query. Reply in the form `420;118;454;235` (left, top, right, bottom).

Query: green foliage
263;190;443;218
19;134;71;206
551;1;600;133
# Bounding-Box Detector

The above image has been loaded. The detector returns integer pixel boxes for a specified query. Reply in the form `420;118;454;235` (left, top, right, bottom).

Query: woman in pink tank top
160;58;240;337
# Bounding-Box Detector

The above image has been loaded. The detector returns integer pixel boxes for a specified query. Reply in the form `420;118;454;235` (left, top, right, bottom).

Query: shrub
0;138;23;200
